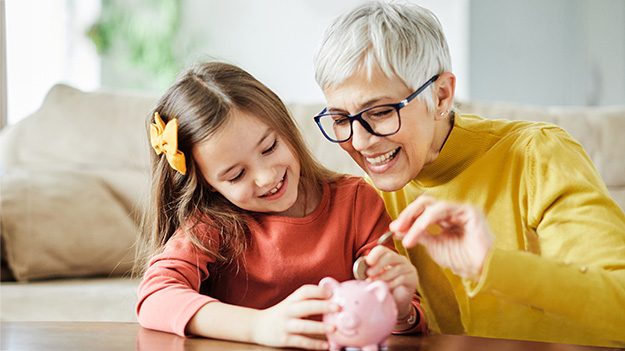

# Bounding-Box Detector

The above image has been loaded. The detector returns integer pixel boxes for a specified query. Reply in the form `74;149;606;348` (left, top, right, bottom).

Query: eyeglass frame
314;74;440;143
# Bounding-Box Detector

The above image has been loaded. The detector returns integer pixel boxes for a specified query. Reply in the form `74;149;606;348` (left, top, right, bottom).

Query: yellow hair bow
150;112;187;175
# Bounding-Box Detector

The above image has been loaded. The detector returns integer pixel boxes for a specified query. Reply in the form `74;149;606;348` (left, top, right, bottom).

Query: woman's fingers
389;194;436;234
396;198;464;248
389;195;494;278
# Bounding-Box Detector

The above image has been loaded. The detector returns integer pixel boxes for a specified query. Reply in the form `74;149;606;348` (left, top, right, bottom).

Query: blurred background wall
3;0;624;127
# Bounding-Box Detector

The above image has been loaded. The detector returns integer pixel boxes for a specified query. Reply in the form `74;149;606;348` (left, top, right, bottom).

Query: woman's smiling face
322;67;443;192
192;110;302;216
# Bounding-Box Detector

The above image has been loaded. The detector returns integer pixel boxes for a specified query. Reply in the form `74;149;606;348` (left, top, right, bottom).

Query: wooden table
1;321;621;351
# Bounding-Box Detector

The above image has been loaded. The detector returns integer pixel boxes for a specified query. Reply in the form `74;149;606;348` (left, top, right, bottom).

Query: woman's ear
434;72;456;120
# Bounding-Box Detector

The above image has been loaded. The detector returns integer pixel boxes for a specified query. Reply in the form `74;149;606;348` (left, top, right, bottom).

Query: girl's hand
365;245;418;320
252;284;338;350
389;194;494;279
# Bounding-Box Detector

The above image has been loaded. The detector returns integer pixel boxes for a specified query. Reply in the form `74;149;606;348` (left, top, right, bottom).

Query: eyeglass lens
317;105;399;142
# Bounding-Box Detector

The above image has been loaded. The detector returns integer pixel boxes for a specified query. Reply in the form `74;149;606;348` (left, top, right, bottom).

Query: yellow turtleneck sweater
376;113;625;347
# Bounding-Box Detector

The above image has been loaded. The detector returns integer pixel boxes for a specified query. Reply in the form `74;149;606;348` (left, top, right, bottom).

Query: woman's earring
440;110;449;116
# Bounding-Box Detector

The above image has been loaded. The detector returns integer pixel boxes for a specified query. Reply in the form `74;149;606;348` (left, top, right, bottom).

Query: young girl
136;61;427;350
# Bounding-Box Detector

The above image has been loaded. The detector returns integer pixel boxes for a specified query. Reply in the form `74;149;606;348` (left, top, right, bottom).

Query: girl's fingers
288;284;331;302
368;264;400;283
364;245;395;266
373;262;417;286
286;318;329;335
286;299;338;318
365;247;405;276
284;284;339;318
364;248;416;286
284;334;329;351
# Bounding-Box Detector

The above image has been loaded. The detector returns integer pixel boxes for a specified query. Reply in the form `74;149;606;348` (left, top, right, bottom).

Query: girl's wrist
394;303;418;332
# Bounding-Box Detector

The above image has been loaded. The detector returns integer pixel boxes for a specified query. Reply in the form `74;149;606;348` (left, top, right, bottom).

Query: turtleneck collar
414;113;487;187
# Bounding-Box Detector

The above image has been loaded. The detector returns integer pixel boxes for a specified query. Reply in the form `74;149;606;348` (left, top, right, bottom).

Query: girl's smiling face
192;110;302;216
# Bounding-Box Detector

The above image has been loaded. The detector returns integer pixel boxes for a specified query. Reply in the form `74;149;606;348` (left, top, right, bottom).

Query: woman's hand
252;284;338;350
389;194;494;280
365;245;418;320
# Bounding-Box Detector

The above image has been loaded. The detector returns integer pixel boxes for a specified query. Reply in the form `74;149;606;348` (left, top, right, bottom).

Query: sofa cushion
3;84;156;172
1;168;138;281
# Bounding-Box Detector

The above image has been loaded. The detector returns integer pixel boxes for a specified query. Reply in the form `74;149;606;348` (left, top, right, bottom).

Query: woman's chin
367;174;407;192
363;159;411;192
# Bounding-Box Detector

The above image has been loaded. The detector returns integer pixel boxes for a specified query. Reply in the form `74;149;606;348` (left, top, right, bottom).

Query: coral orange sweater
137;177;427;337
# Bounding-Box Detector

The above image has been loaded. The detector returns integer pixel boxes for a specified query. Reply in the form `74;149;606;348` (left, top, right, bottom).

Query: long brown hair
135;61;339;276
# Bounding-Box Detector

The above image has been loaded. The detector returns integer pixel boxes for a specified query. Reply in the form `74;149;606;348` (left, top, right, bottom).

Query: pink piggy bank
319;277;398;351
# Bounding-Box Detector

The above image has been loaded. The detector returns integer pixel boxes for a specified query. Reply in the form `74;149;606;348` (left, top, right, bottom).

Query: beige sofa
1;84;624;322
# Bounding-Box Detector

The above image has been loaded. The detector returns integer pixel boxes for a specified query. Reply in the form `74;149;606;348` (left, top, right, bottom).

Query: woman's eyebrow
327;96;390;113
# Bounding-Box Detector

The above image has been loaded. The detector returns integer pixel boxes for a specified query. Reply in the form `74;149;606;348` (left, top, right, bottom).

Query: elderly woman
313;1;625;347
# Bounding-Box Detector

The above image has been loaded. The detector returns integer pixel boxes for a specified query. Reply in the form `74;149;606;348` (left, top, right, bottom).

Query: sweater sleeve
353;178;428;334
136;233;219;337
351;178;395;257
392;296;429;335
467;127;625;340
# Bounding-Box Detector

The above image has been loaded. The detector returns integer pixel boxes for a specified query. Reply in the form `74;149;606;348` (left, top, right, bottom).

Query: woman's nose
255;166;277;188
350;120;377;151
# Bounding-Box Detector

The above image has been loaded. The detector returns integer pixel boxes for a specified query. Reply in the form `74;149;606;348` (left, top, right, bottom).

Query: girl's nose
255;166;277;188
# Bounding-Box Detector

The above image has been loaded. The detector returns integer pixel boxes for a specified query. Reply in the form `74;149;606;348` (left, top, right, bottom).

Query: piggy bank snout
319;278;397;350
337;312;361;329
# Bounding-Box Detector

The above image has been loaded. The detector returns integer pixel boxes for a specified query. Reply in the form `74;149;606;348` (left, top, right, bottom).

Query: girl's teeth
367;148;398;165
269;181;283;195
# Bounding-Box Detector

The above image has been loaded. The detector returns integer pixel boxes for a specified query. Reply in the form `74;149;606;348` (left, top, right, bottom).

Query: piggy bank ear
366;280;390;301
319;277;340;293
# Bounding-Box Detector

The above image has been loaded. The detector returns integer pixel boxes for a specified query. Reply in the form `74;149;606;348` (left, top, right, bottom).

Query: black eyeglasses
314;74;440;143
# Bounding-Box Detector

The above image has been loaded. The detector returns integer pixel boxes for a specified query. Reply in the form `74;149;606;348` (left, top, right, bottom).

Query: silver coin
377;230;394;245
353;256;369;280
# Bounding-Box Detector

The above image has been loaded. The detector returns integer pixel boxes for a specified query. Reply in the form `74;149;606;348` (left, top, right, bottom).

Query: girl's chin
268;201;299;216
267;189;301;216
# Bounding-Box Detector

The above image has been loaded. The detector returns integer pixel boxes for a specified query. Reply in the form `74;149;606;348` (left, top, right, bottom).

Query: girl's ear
192;163;216;192
198;176;216;192
434;72;456;120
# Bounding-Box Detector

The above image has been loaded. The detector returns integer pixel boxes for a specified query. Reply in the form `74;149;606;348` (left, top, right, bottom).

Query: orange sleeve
351;178;428;334
136;232;219;337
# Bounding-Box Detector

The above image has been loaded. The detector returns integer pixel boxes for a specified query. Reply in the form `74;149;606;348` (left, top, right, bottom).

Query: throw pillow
1;168;138;281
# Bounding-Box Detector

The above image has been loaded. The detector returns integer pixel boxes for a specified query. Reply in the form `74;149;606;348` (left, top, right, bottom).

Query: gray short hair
314;1;452;110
